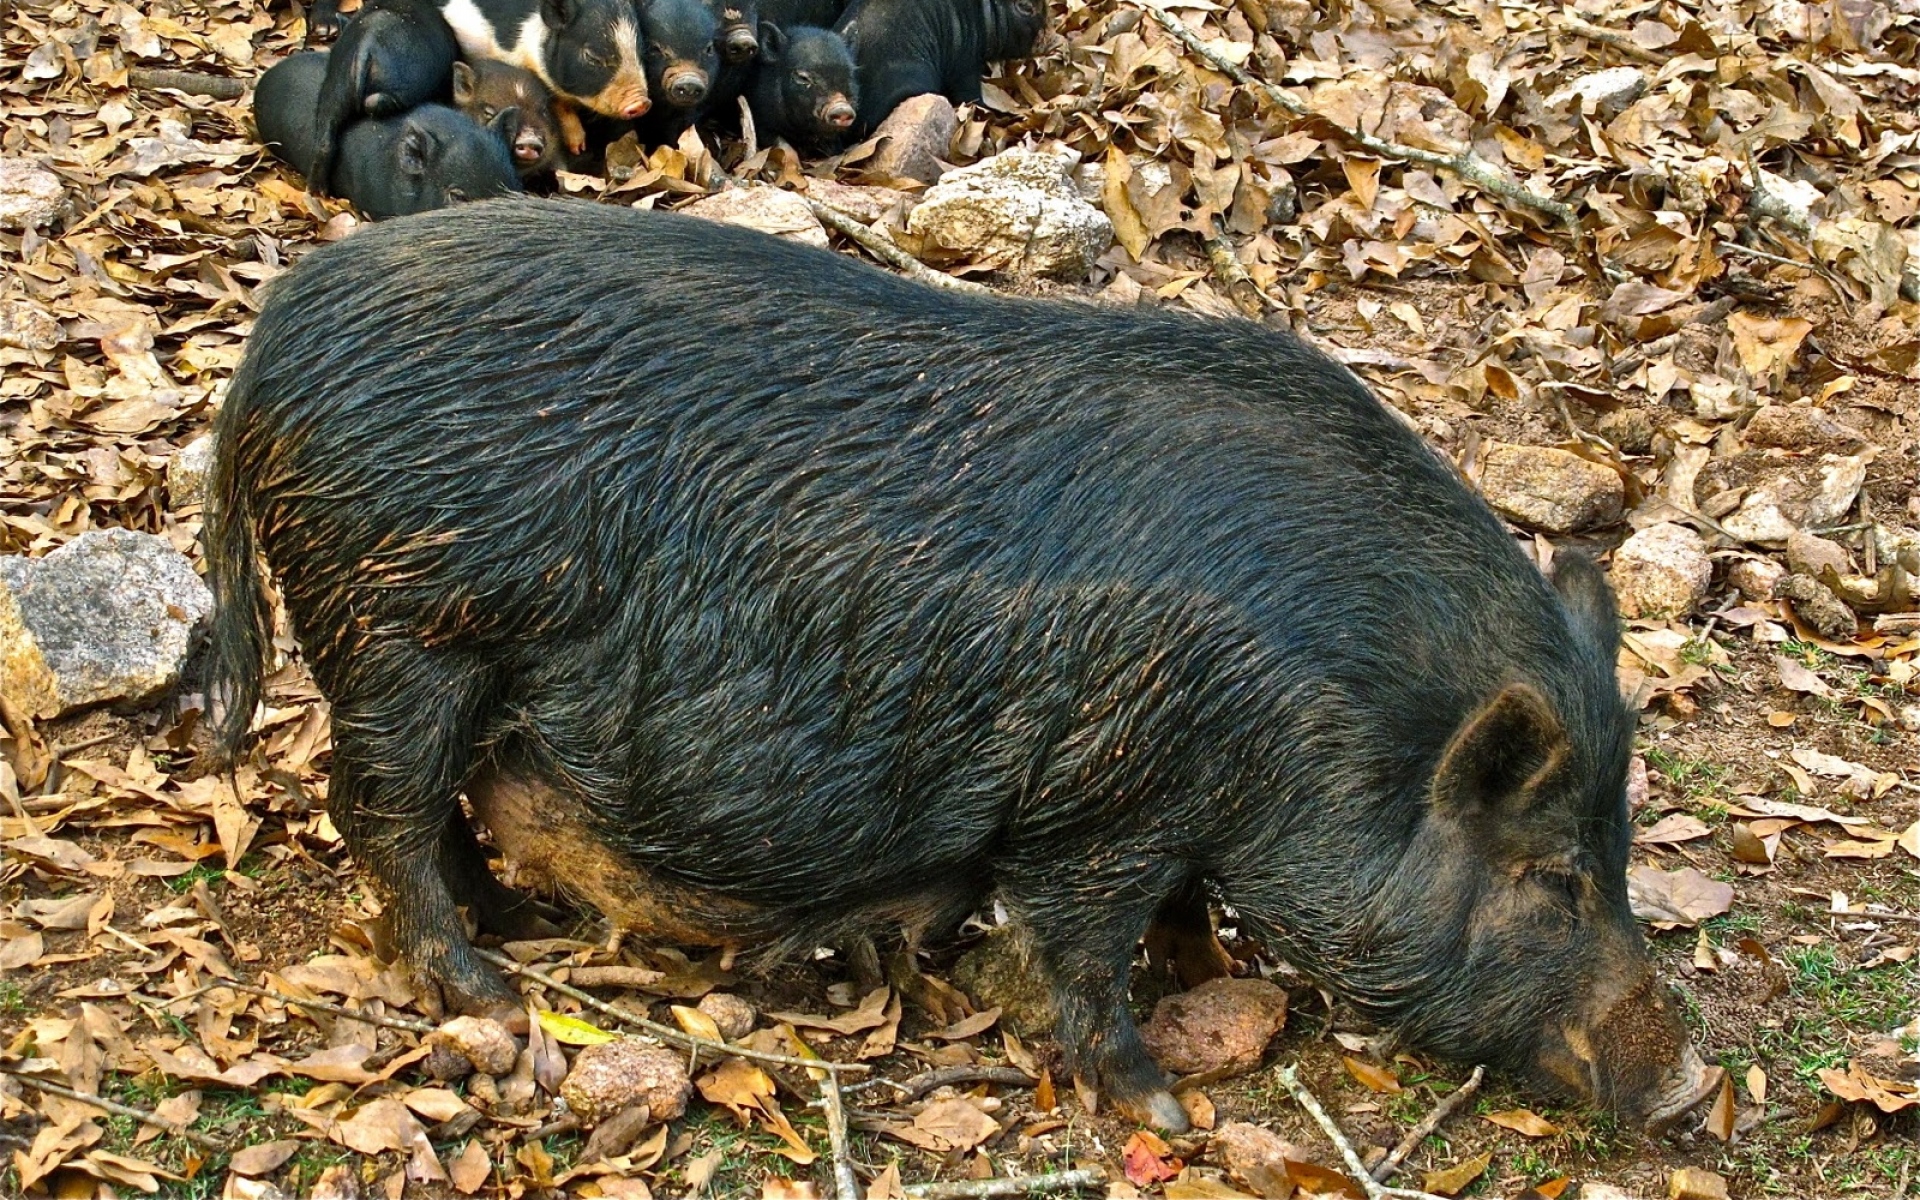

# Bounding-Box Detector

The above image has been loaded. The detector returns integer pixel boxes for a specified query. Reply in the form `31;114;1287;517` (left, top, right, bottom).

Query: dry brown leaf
1482;1108;1562;1137
448;1141;492;1195
1341;1055;1402;1093
1626;865;1734;928
1817;1061;1920;1112
229;1139;301;1177
1422;1150;1492;1196
1702;1071;1736;1141
908;1097;1001;1153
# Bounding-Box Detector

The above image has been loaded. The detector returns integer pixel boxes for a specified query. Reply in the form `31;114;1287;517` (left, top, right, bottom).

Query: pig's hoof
1123;1089;1190;1133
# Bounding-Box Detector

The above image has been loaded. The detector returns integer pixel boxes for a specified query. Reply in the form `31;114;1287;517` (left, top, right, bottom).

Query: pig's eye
794;70;814;86
646;44;665;60
1528;866;1583;916
481;106;498;119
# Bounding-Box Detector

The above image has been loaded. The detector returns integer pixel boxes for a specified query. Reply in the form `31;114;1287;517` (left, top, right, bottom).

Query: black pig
436;0;652;154
452;58;562;174
309;0;460;194
631;0;720;141
747;22;856;152
255;52;522;217
702;0;760;63
759;0;845;26
206;197;1718;1134
833;0;1042;132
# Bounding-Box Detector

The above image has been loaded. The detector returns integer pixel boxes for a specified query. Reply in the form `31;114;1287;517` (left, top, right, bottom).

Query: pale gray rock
906;144;1114;281
1477;442;1624;533
1721;454;1868;547
682;186;828;248
0;158;65;231
0;298;61;351
866;94;956;184
1609;523;1711;619
169;435;215;509
0;528;213;718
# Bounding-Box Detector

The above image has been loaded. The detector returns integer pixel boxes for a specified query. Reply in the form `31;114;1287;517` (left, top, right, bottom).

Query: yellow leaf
1897;819;1920;861
1103;148;1152;261
535;1010;616;1046
1703;1072;1735;1141
1482;1108;1562;1137
671;1004;726;1044
1423;1150;1491;1196
1342;1055;1401;1093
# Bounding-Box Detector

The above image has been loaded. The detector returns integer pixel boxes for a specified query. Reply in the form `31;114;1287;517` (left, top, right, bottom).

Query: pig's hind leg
1010;860;1191;1133
437;809;569;941
325;641;522;1022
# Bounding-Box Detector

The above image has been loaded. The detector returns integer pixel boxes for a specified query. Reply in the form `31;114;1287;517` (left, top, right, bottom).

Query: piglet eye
794;70;813;85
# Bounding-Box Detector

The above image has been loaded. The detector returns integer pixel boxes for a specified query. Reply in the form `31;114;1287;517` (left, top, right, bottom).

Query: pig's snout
514;129;547;161
590;82;653;120
822;96;855;128
722;27;758;62
1541;970;1719;1129
620;95;653;118
664;66;709;107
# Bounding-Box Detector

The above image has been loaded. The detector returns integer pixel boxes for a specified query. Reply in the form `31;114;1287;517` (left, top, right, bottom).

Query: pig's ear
1432;683;1570;819
1552;551;1620;653
451;61;476;107
398;126;437;178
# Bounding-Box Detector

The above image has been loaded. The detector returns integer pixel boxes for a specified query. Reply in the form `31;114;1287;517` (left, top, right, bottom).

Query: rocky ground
2;0;1918;1198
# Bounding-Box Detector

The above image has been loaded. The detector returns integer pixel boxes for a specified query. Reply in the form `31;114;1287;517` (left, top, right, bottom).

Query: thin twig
805;198;990;294
1141;2;1576;226
0;1068;231;1154
890;1066;1037;1103
820;1071;860;1200
1550;16;1666;64
1202;227;1273;317
1371;1065;1485;1185
902;1169;1107;1198
475;948;869;1075
222;979;438;1033
126;68;246;99
1275;1064;1447;1200
527;1114;583;1141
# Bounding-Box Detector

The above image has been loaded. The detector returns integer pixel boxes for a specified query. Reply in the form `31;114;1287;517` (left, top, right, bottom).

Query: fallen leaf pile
2;0;1917;1196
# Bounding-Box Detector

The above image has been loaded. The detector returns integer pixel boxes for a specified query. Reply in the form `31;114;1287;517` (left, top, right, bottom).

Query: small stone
1774;574;1857;640
866;94;957;184
560;1039;692;1126
0;299;61;351
696;992;757;1040
1721;454;1868;547
1894;704;1920;732
431;1015;519;1077
682;186;828;248
1477;442;1625;534
0;158;65;231
1726;558;1785;602
1668;1166;1730;1200
1785;530;1850;579
0;529;214;720
800;177;911;225
1595;408;1656;455
1139;977;1289;1077
1547;66;1649;117
169;435;215;509
951;922;1056;1035
1209;1122;1301;1198
1609;523;1711;619
1744;404;1870;452
905;144;1115;281
421;1040;475;1081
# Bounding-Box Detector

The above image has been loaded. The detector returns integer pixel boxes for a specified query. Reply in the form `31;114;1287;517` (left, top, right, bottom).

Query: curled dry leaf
1627;865;1734;928
1817;1061;1920;1113
1482;1108;1562;1137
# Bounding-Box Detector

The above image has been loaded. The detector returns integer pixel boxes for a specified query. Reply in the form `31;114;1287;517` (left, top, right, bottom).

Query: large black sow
206;197;1715;1132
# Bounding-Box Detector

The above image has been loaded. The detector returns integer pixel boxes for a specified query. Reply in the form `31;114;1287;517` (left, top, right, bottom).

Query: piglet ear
398;125;437;177
488;105;521;141
541;0;575;26
1552;551;1620;654
451;61;477;106
757;19;786;58
1431;683;1569;820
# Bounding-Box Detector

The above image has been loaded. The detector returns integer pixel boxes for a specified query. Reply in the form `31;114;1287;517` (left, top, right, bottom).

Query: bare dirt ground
2;0;1918;1197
